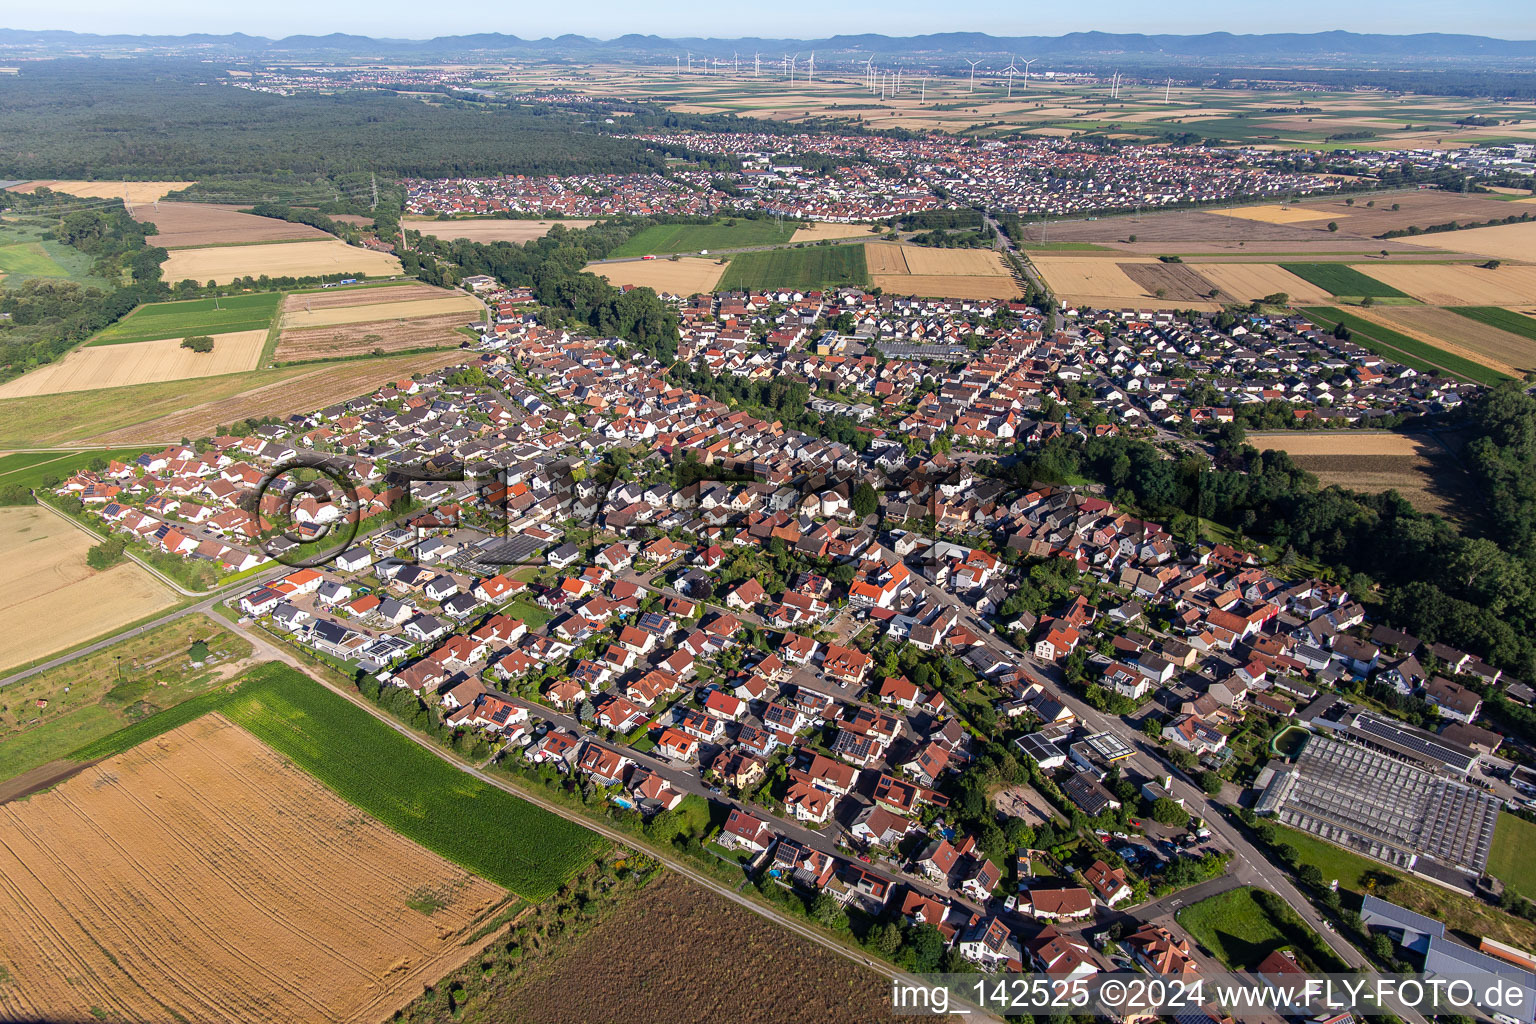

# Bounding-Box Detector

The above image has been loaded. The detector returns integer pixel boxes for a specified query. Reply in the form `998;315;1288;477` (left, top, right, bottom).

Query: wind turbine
920;77;927;103
1164;77;1172;103
733;52;739;75
806;52;815;83
863;57;876;92
1002;56;1020;99
686;52;692;74
1020;57;1036;92
754;52;761;76
965;58;982;94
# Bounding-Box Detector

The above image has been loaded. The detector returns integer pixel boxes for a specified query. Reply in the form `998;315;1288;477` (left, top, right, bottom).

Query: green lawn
1301;306;1511;386
1282;263;1407;299
0;704;124;781
1449;306;1536;343
718;245;870;292
69;662;606;901
609;219;798;258
499;594;552;629
0;241;70;278
1176;886;1335;971
87;292;283;346
1488;813;1536;900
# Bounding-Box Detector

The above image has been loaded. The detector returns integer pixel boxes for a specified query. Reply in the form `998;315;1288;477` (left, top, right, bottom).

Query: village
43;272;1536;991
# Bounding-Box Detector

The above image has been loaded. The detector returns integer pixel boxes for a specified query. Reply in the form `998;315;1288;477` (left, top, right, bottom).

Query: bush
181;335;214;352
85;536;127;570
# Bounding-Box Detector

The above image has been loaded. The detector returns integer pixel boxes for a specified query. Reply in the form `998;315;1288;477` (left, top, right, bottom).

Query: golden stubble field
1394;220;1536;263
0;506;177;672
866;243;1022;300
790;222;878;244
1030;254;1215;309
9;180;194;204
589;257;726;295
1191;263;1338;304
1209;205;1337;225
161;239;402;285
404;217;598;243
1357;263;1536;306
0;714;508;1024
0;330;266;397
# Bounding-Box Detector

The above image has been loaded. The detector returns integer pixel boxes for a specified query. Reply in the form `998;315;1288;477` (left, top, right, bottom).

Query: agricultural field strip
1301;306;1509;385
1279;263;1407;298
1359;264;1536;306
1358;306;1535;377
716;245;869;292
609;220;796;259
160;239;401;286
0;713;507;1024
588;257;726;296
403;217;598;244
0;506;177;674
89;293;283;346
279;294;482;330
0;330;267;398
214;664;605;901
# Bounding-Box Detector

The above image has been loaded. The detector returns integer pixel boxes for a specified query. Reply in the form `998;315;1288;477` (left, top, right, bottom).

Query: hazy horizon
2;0;1531;43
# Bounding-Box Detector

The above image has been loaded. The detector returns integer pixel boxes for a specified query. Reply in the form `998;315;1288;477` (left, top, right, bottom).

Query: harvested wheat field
133;202;331;249
0;714;508;1024
285;284;451;310
404;217;597;243
82;348;473;445
1249;431;1464;517
1192;263;1338;304
790;221;876;244
1356;263;1536;306
1355;306;1534;377
1211;205;1339;224
10;180;194;204
280;294;482;331
863;243;911;275
900;246;1010;276
161;239;401;286
0;330;266;397
872;274;1023;300
1395;221;1536;263
589;257;725;295
0;506;176;671
1032;254;1213;309
276;313;472;361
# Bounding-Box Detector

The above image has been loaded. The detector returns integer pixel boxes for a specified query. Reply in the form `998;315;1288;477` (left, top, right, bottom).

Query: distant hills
1;28;1534;65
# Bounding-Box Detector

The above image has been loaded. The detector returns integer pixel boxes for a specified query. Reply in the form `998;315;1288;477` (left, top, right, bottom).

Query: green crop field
0;446;157;490
1301;307;1511;386
1281;264;1407;299
0;241;70;278
609;219;798;258
1489;813;1536;900
1450;306;1536;343
87;292;282;346
718;245;870;292
67;662;604;900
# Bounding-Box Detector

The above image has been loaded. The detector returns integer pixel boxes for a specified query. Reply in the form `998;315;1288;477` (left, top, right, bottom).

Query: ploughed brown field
1249;431;1467;517
483;872;903;1024
1042;191;1519;255
1120;262;1221;302
0;714;508;1024
131;202;331;248
276;312;473;362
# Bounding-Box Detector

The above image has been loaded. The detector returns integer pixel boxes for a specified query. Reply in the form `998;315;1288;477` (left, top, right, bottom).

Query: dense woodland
0;62;665;179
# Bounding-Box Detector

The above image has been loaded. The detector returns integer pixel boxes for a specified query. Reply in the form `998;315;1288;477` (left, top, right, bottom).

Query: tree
181;335;214;353
86;536;127;570
852;482;879;520
810;892;846;927
1148;797;1189;827
1196;770;1223;796
1327;221;1339;233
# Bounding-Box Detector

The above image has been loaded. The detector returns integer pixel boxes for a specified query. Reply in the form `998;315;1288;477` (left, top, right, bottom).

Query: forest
0;61;665;179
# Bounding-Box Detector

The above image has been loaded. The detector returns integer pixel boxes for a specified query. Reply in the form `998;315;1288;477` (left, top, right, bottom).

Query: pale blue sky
5;0;1530;40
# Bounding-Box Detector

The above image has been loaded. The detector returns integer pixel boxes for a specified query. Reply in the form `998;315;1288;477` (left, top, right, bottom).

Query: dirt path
0;757;100;805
